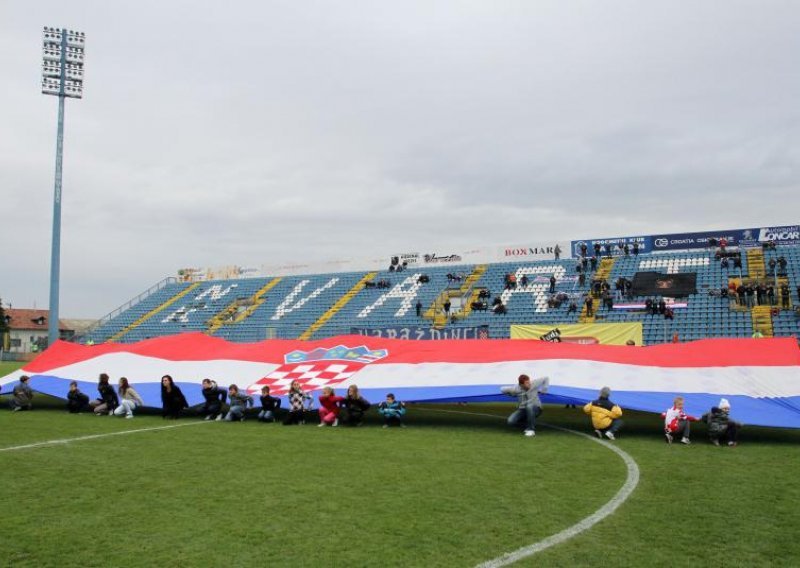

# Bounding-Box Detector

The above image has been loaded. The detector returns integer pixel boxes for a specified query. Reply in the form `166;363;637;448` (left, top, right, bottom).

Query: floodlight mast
41;27;85;347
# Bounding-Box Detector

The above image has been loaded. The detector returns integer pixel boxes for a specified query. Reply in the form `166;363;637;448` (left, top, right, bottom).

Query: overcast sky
1;1;799;318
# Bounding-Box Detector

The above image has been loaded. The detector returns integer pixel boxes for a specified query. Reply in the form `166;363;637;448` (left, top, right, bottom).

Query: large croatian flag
2;333;799;428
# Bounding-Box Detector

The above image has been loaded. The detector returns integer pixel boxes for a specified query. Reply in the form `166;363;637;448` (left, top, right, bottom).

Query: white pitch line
417;407;640;567
0;420;210;453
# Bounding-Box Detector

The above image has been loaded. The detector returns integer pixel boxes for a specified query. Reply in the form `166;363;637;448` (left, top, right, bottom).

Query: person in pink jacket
318;386;345;427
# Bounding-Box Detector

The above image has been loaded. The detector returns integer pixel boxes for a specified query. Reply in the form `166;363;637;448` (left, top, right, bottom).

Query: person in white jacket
500;373;550;437
113;377;144;419
663;396;698;445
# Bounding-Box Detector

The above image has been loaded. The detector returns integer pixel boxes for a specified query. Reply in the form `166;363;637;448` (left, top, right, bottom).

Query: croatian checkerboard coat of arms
246;345;389;396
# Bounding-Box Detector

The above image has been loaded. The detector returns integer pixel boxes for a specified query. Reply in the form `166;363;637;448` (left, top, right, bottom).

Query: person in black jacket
90;373;119;415
342;385;371;426
161;374;188;419
258;386;281;423
66;380;90;413
200;378;227;421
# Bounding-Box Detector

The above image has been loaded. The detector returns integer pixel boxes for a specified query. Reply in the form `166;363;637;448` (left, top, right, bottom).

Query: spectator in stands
520;274;529;287
766;285;774;306
672;332;680;343
501;373;549;437
567;301;578;314
645;298;653;313
493;303;507;315
342;385;371;426
604;243;612;257
90;373;119;415
10;375;34;411
778;256;788;274
578;271;586;287
751;330;764;339
283;380;313;425
736;284;745;306
584;295;594;317
317;386;345;427
719;237;728;252
623;243;630;256
593;243;601;257
733;256;742;270
768;258;777;275
582;256;589;271
200;379;227;421
583;386;623;440
161;375;188;419
580;243;588;257
625;279;633;299
258;386;281;423
602;289;613;310
632;242;639;256
701;398;741;447
443;300;451;315
554;244;562;260
549;276;556;294
66;381;90;413
658;299;667;315
720;286;728;299
590;256;597;271
663;396;697;445
415;300;422;317
796;285;800;303
781;284;791;308
224;384;253;422
625;339;636;346
720;257;729;270
378;393;406;428
593;280;602;298
113;377;144;419
664;307;674;320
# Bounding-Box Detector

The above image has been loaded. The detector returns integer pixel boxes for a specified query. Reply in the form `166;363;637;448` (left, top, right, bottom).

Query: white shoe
604;431;616;440
665;432;673;444
680;437;691;445
524;429;535;437
318;423;325;427
594;429;603;439
204;415;212;421
332;418;339;427
215;415;223;421
126;415;134;419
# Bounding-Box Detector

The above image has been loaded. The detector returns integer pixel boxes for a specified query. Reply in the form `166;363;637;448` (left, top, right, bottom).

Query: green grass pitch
0;391;799;566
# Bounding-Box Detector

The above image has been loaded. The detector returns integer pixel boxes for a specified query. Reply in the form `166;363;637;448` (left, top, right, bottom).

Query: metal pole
47;32;68;347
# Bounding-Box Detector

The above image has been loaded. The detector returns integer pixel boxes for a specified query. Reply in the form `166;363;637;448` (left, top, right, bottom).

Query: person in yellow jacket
583;386;624;440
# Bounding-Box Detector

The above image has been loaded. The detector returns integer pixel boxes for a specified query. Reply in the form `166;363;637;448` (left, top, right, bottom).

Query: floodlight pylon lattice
41;27;86;347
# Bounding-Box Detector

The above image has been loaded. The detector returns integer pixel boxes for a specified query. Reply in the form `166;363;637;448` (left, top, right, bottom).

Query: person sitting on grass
283;380;313;425
66;381;90;413
501;373;549;437
113;377;144;419
224;384;253;422
378;393;406;428
90;373;119;415
662;396;698;445
10;375;34;412
258;385;281;423
318;386;345;427
583;386;623;440
342;385;371;426
701;398;742;447
161;375;188;419
200;378;227;421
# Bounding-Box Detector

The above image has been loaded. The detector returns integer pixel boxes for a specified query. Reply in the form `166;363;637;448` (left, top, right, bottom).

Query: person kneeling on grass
10;375;34;411
341;385;371;426
318;386;345;427
161;375;189;419
283;380;313;425
501;373;549;437
701;398;742;447
584;386;623;441
225;384;253;422
258;386;281;423
378;393;406;428
67;381;90;413
200;379;227;421
90;373;119;415
662;396;698;445
113;377;144;419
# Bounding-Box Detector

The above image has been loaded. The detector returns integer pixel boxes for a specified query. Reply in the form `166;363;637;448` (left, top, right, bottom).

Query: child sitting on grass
283;380;313;425
258;386;281;423
662;396;698;445
701;398;743;447
378;393;406;428
224;384;253;422
341;385;371;426
66;381;90;413
317;386;345;427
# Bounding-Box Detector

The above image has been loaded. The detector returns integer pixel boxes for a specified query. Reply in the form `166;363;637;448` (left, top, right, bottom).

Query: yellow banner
510;323;643;346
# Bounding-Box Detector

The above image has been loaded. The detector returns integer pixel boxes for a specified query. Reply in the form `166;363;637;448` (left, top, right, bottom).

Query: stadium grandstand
79;227;800;346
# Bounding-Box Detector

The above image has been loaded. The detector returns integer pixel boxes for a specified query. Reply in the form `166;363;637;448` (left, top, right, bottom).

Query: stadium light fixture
41;27;86;347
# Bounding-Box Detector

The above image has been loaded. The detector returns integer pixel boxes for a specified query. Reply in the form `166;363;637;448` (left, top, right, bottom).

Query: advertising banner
350;326;489;340
497;242;570;262
570;236;652;258
510;323;643;346
631;272;697;297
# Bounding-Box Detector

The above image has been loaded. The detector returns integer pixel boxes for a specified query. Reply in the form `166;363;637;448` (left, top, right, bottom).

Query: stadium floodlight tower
41;27;86;347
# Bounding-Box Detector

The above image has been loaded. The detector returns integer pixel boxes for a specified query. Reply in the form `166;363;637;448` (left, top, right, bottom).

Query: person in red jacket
662;396;699;445
318;386;345;427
